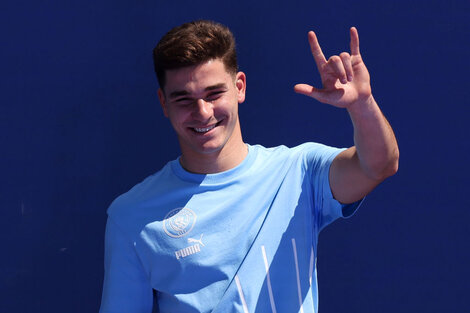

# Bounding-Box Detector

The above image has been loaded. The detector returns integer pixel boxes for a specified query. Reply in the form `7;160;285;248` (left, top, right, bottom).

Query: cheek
213;104;233;120
215;95;238;116
168;109;188;128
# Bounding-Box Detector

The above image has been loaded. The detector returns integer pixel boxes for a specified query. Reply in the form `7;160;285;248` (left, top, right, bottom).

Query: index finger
308;31;327;67
350;27;360;56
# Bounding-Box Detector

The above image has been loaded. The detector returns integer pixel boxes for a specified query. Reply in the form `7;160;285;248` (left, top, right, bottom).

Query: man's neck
179;133;248;174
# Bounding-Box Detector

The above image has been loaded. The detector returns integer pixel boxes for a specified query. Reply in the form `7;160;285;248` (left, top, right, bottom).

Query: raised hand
294;27;372;109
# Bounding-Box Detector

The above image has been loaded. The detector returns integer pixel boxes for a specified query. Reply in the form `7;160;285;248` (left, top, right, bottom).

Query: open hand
294;27;372;109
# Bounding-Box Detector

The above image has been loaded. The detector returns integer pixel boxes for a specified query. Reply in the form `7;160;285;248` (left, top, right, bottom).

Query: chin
197;142;226;155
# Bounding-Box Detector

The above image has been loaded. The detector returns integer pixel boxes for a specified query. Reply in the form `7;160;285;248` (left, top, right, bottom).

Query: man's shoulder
249;142;344;177
107;160;176;218
252;142;338;159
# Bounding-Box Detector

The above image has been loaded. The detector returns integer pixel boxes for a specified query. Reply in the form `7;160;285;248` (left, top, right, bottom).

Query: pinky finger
350;27;360;56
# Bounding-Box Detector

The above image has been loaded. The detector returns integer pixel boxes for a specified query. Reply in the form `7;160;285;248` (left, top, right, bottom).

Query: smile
193;124;216;133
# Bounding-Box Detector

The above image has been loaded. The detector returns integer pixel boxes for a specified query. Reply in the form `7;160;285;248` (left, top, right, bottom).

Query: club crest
163;207;197;238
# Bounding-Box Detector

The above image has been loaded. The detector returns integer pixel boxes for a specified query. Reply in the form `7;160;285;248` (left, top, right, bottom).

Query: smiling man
100;20;399;313
158;58;247;174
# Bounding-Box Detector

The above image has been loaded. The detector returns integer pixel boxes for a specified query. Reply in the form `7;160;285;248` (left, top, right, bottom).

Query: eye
174;97;194;106
205;91;225;102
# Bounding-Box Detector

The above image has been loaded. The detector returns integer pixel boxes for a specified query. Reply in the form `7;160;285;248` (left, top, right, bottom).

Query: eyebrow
168;83;228;99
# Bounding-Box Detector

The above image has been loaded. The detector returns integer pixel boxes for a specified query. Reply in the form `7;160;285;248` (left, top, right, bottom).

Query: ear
157;88;169;118
235;72;246;104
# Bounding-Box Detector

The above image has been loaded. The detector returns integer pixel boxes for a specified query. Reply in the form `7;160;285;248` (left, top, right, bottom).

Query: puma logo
187;234;205;247
174;234;206;260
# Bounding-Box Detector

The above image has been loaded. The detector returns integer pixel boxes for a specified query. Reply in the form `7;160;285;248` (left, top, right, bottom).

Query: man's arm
100;217;154;313
294;27;399;204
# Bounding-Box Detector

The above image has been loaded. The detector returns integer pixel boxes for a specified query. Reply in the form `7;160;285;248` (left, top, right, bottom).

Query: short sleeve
300;143;362;232
100;217;154;313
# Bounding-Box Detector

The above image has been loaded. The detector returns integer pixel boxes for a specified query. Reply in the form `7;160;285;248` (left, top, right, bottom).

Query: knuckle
329;55;341;63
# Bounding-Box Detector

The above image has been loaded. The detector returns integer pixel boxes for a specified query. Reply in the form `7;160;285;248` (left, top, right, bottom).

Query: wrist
347;94;376;115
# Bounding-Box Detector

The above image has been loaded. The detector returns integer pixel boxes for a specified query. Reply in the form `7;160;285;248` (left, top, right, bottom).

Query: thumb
294;84;326;102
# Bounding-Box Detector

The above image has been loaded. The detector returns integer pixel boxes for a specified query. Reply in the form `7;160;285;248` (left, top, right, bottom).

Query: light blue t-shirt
100;143;360;313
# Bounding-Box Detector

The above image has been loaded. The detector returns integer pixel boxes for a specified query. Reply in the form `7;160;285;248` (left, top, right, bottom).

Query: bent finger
340;52;353;82
329;55;348;84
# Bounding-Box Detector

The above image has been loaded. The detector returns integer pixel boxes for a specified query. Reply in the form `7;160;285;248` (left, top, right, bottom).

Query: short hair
153;20;238;89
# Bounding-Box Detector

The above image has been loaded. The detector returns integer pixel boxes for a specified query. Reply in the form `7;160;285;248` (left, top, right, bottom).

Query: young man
100;20;398;313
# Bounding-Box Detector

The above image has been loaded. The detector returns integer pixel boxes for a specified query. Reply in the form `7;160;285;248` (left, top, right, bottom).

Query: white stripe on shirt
309;246;314;286
291;238;304;313
235;275;250;313
261;245;278;313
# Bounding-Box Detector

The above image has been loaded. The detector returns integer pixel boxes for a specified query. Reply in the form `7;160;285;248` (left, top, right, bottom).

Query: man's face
158;59;246;161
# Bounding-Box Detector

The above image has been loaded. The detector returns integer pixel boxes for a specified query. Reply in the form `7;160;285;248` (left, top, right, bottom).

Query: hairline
160;58;238;96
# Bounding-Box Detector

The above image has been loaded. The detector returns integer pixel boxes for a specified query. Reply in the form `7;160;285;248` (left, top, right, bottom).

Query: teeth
194;125;216;133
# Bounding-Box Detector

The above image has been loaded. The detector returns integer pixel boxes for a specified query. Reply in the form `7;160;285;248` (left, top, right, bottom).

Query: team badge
163;207;197;238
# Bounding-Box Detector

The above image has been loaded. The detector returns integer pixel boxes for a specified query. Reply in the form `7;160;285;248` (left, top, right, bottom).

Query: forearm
347;95;399;181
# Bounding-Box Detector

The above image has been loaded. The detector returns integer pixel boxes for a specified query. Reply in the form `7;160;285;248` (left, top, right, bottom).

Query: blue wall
1;0;469;312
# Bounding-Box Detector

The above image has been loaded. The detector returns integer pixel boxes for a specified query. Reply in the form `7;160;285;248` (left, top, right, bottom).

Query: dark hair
153;20;238;89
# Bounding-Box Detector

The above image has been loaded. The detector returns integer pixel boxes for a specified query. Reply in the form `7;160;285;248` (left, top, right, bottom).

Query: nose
192;98;213;121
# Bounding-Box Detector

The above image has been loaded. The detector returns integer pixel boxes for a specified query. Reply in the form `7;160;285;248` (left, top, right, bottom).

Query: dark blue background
1;0;469;312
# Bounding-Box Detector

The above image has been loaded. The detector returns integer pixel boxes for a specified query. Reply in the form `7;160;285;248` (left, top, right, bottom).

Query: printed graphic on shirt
175;243;200;259
188;233;205;246
173;234;205;259
163;207;197;238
